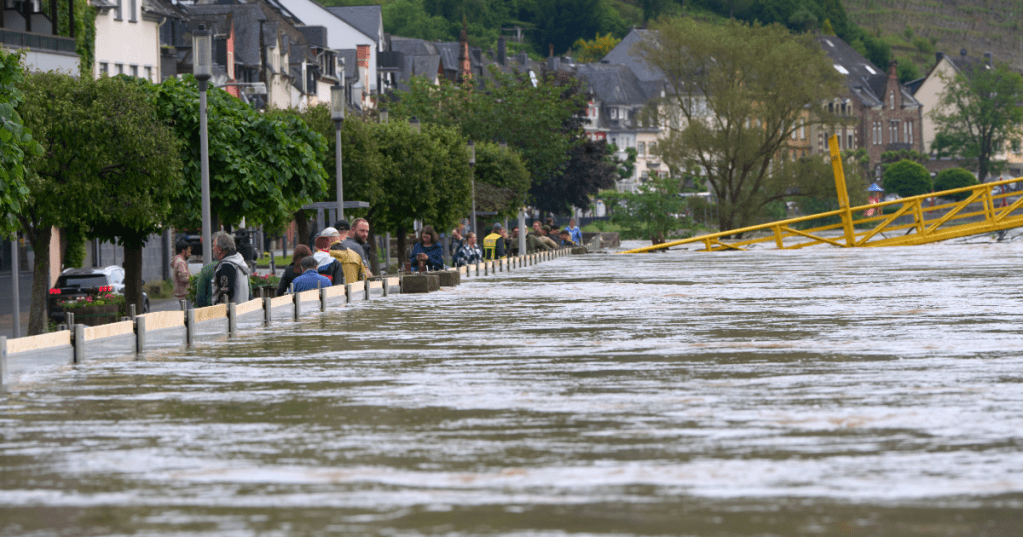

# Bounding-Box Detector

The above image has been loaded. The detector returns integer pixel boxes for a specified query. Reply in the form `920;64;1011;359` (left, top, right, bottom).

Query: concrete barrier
437;270;460;287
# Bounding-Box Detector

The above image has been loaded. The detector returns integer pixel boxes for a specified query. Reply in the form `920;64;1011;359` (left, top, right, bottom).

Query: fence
1;250;572;384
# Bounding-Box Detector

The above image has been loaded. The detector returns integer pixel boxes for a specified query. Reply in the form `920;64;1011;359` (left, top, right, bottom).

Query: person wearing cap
312;227;345;285
482;223;506;260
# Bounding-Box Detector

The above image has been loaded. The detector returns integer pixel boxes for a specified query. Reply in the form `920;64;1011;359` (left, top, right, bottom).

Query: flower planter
64;304;121;327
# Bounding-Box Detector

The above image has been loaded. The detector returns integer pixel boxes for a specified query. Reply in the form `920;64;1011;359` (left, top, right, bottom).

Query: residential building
817;35;924;176
93;0;181;81
1;0;80;73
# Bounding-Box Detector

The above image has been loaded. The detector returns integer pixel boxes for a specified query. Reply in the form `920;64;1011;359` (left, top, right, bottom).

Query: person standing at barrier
291;255;332;293
483;223;506;260
525;228;552;253
312;228;345;285
449;222;465;258
212;231;250;304
558;230;577;247
329;241;365;283
410;225;445;272
454;232;483;267
344;218;374;278
506;226;520;256
171;239;192;303
564;219;582;245
276;245;313;296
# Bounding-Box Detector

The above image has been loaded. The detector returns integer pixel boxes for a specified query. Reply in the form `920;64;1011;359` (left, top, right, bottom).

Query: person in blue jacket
410;225;445;272
291;255;333;292
564;218;582;245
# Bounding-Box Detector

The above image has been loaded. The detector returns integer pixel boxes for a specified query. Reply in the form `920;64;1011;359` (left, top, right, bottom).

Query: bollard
228;302;237;338
185;308;196;348
135;315;146;354
66;312;74;328
345;283;353;304
293;289;301;321
263;296;272;326
180;299;188;311
73;324;85;363
129;303;136;319
320;287;327;312
1;336;7;385
365;280;371;301
382;279;389;297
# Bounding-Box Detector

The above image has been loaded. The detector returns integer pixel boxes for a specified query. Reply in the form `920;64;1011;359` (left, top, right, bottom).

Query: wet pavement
2;240;1022;536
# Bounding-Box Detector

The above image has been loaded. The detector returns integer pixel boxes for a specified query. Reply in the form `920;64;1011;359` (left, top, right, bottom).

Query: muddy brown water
2;240;1022;536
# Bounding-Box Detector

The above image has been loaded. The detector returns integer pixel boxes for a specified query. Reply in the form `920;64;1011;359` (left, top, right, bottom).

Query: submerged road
2;240;1022;536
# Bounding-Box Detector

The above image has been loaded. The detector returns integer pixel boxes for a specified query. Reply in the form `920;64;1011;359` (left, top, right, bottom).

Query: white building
92;0;172;81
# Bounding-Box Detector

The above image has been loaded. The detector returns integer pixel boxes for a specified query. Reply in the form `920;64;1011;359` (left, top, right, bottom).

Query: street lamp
379;107;388;124
409;115;420;134
193;25;213;264
331;81;345;221
468;140;476;235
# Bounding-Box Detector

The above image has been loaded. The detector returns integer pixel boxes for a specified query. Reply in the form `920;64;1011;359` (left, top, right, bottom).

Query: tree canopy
637;17;845;234
883;159;932;198
933;167;977;201
0;50;40;236
600;175;696;242
930;62;1023;182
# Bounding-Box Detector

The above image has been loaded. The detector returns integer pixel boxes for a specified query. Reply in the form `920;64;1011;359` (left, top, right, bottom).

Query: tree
472;141;531;219
19;73;183;334
600;175;697;241
572;33;621;63
534;0;622;57
930;63;1023;182
0;50;41;236
532;139;617;214
142;76;329;232
883;159;932;197
636;18;845;234
933;167;977;201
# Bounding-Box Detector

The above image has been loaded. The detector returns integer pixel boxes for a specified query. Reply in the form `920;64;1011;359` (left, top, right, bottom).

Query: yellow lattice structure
620;135;1023;253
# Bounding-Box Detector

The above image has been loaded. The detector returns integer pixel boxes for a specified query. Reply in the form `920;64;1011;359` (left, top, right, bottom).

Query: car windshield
57;275;107;288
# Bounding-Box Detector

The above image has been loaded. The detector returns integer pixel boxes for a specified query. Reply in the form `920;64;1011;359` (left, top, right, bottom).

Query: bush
933;167;977;201
883;159;932;197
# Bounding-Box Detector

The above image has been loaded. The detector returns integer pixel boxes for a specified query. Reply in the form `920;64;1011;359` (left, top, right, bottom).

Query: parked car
48;266;149;322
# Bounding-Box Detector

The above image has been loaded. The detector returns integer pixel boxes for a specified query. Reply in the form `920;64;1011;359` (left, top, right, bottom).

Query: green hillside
844;0;1023;76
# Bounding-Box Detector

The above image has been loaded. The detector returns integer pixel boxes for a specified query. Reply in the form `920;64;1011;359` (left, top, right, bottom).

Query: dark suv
48;266;150;322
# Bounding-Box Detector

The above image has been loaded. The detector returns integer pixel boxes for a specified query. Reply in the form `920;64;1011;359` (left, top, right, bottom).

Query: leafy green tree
383;0;457;42
534;0;623;56
600;175;697;241
933;167;978;201
472;141;531;219
608;144;636;180
533;138;618;214
19;73;183;334
883;159;932;197
141;76;329;233
389;70;585;200
0;50;41;236
931;62;1023;182
636;18;845;235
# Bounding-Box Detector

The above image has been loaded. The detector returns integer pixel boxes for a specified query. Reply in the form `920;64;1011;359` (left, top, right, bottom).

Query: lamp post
379;107;388;124
468;140;476;235
331;81;345;221
409;115;420;134
193;25;213;264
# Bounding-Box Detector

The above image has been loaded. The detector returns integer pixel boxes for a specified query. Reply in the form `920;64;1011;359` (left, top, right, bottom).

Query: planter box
64;304;121;327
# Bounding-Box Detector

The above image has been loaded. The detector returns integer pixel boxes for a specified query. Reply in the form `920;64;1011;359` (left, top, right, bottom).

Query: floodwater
3;239;1023;536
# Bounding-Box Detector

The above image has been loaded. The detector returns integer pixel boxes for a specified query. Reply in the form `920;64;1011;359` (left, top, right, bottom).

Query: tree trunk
396;226;409;272
123;240;144;315
294;211;310;252
27;225;51;335
366;227;380;275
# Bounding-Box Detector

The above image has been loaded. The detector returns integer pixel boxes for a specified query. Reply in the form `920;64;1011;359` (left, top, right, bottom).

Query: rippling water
3;240;1023;536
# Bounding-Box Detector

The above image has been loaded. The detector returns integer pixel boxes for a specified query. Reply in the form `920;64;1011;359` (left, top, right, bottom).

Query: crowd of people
410;217;584;271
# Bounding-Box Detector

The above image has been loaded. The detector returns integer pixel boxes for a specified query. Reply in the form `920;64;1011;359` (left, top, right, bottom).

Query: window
905;121;913;145
800;125;806;140
890;92;895;110
99;63;108;75
130;65;138;77
115;64;124;74
891;121;899;144
848;133;854;149
129;0;136;21
637;142;646;157
145;66;153;81
115;0;122;20
609;108;618;119
649;142;657;155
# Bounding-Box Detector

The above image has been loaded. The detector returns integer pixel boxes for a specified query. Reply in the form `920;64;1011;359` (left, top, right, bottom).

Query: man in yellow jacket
482;223;506;260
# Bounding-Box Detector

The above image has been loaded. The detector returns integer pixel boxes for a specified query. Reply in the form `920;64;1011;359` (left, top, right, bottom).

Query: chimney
458;19;470;82
888;59;898;81
357;44;370;104
497;36;506;66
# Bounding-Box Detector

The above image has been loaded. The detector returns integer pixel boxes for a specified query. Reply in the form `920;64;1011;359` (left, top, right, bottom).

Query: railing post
293;289;301;321
345;283;353;304
320;287;327;312
263;296;272;326
129;303;136;319
185;308;195;348
828;134;855;247
0;336;7;385
74;323;85;363
135;315;146;354
364;280;371;301
227;302;237;337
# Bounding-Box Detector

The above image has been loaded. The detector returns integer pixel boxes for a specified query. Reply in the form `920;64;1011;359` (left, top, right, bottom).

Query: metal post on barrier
382;279;389;297
73;324;85;363
228;302;237;337
135;315;146;354
66;312;74;328
185;308;195;348
365;280;371;301
180;299;187;311
129;303;136;319
1;336;7;385
320;287;327;312
345;283;353;304
294;289;301;321
263;296;272;326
